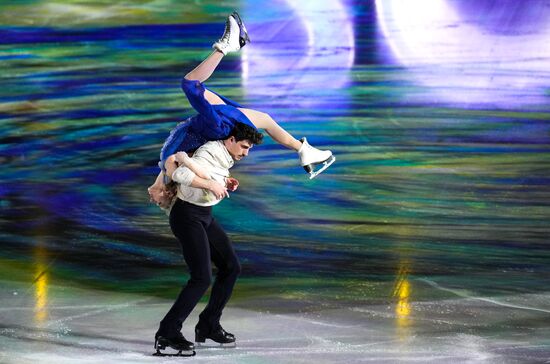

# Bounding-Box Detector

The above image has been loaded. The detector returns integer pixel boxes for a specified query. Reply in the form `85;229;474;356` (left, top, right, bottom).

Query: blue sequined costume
159;78;257;173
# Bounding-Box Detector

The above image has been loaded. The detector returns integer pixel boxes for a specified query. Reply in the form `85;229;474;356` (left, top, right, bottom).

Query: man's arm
172;165;229;200
190;175;229;200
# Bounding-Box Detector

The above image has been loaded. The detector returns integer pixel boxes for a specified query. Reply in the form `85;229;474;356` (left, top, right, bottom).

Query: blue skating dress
158;78;257;174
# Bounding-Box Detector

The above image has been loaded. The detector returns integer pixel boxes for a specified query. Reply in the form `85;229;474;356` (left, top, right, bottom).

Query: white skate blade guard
308;155;336;179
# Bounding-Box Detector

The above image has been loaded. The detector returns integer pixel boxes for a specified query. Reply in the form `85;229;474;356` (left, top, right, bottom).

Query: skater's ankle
292;139;303;152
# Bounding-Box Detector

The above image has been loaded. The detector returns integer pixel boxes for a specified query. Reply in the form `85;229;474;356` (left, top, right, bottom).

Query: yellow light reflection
396;280;411;317
33;245;49;324
393;262;412;340
34;267;48;322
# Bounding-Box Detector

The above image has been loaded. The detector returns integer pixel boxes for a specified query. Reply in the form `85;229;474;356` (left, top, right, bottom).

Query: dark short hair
228;122;264;145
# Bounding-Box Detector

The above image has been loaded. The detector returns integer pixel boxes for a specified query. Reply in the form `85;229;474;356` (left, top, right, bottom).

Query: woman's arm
163;155;179;183
174;151;211;180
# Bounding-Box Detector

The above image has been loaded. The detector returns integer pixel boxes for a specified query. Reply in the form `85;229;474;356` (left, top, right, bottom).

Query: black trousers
157;199;241;337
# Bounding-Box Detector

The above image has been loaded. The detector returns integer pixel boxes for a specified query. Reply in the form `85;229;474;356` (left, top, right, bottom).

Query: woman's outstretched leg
237;108;302;151
184;50;228;106
185;11;246;83
238;108;335;179
184;51;224;84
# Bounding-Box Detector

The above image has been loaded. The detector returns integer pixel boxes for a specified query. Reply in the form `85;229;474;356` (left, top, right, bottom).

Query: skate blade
308;155;336;179
153;349;196;357
231;11;250;43
196;339;237;349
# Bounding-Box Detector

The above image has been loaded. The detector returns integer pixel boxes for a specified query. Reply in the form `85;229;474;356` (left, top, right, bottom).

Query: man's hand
225;177;239;192
207;180;229;200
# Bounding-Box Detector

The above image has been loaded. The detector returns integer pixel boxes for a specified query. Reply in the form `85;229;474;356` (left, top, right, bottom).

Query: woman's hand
175;151;190;165
225;177;239;192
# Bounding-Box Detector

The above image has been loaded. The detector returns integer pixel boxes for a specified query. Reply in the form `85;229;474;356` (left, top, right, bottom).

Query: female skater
148;11;335;209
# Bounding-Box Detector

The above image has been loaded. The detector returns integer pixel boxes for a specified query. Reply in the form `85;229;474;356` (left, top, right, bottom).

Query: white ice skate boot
298;137;335;179
231;11;251;48
213;14;243;55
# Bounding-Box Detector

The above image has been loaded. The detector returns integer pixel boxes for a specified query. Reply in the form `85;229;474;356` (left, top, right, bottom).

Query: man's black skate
153;333;196;357
195;325;236;348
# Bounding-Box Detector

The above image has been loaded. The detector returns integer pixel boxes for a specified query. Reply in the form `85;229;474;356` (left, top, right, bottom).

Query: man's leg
196;218;241;341
157;201;213;338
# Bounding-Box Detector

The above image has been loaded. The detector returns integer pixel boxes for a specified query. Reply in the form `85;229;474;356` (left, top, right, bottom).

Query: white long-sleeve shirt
171;140;234;207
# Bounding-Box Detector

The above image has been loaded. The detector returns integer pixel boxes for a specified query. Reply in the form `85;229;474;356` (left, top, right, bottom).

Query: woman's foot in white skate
298;137;335;179
213;13;245;55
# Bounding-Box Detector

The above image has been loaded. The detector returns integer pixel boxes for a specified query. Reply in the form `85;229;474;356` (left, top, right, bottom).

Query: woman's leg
185;12;248;104
185;51;223;84
237;108;302;151
237;107;334;179
184;51;227;105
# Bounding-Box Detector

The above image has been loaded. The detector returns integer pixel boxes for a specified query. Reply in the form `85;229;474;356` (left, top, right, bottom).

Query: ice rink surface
1;279;550;363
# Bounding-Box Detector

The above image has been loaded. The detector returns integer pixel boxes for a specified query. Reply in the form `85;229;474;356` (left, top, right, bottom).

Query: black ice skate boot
153;332;196;357
195;324;236;347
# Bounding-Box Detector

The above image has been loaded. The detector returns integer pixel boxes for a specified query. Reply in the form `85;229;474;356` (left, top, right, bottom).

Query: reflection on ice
1;280;550;363
34;245;49;325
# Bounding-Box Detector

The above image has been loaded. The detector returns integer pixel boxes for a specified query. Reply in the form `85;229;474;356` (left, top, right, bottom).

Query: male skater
154;122;264;356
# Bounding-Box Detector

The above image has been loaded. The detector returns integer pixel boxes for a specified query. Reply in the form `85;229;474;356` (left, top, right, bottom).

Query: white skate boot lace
219;18;232;45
